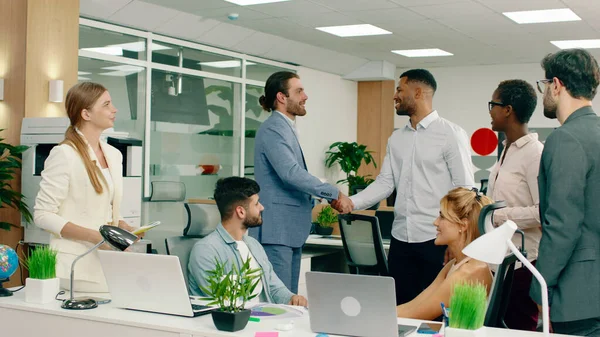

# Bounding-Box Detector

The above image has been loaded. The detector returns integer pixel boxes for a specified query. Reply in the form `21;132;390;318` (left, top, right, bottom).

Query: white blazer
34;136;123;292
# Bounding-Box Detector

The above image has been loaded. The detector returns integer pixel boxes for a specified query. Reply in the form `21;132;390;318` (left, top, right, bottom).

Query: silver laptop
306;272;416;337
98;250;216;317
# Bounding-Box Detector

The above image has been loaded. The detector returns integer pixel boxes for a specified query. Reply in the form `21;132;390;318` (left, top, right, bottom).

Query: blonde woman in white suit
34;82;138;292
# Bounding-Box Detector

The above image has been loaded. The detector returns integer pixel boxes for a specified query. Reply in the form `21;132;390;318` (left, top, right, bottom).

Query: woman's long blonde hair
61;82;108;194
440;187;493;247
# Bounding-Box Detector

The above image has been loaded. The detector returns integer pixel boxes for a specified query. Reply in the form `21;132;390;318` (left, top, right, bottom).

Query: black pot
211;309;251;332
316;224;334;236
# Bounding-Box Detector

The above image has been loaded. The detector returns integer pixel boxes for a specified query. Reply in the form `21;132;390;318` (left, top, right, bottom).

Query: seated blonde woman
396;187;493;320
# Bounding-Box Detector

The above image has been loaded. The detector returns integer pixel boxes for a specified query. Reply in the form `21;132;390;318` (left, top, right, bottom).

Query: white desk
0;290;574;337
305;234;390;250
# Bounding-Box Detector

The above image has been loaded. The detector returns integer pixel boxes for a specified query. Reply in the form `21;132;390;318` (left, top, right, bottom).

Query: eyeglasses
488;101;506;112
536;79;553;94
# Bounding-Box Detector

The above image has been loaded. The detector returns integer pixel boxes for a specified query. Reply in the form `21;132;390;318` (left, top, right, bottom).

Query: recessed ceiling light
503;8;581;24
78;76;91;81
198;60;256;68
98;71;141;77
551;39;600;49
109;42;171;52
78;71;91;75
316;24;392;37
81;46;123;56
225;0;290;5
391;48;453;57
101;65;145;72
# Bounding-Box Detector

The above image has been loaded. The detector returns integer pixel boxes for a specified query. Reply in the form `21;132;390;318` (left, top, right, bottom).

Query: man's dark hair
214;177;260;221
259;71;300;112
495;80;537;124
541;48;600;100
399;68;437;93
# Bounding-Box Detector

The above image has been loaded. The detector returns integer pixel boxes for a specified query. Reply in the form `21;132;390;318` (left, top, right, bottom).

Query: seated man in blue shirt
188;176;308;306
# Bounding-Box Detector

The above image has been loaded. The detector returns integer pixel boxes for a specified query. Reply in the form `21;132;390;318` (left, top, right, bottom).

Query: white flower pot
25;278;60;304
444;327;486;337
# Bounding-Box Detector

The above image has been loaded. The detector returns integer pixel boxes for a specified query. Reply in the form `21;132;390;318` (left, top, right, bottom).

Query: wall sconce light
49;80;64;103
0;78;4;101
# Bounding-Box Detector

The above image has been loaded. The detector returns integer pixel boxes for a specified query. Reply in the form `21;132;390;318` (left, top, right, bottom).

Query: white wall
296;66;358;194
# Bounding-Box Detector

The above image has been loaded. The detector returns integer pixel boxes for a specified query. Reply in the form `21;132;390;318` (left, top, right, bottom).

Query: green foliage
200;256;263;313
325;142;377;193
449;281;487;330
0;130;33;231
316;205;338;227
24;246;58;280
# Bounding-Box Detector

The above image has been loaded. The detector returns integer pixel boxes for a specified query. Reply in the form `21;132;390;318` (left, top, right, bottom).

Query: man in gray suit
249;71;348;293
531;48;600;336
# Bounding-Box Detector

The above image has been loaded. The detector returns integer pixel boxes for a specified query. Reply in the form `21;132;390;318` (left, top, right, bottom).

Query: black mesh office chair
338;213;388;276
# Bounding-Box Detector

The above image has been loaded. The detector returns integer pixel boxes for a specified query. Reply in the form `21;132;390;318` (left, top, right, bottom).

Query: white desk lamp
462;220;549;337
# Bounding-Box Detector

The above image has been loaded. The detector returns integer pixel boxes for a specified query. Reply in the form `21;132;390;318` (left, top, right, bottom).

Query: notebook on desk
306;272;416;337
98;251;217;317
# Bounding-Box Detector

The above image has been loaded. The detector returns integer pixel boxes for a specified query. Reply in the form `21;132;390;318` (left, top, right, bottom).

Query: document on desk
249;304;304;319
132;221;160;235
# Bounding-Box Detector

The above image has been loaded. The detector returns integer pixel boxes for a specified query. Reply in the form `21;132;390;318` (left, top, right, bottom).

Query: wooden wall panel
24;0;79;118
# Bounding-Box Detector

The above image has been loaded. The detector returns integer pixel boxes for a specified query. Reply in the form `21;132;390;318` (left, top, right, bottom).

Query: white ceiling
79;0;600;76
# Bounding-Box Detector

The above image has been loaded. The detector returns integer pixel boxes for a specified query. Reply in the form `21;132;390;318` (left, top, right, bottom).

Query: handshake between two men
331;192;355;214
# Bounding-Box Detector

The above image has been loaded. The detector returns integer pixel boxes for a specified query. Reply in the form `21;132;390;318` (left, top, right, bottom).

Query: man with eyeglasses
530;48;600;336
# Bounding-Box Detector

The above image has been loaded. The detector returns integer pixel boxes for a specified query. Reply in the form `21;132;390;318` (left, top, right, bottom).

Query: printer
20;117;143;244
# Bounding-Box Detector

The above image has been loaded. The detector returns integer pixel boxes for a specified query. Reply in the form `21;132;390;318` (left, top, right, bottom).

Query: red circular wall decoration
471;128;498;156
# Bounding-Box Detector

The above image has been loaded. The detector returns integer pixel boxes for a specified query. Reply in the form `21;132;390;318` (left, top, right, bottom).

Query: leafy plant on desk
200;256;262;313
23;246;58;279
448;281;487;330
325;141;377;195
316;205;338;228
0;130;33;231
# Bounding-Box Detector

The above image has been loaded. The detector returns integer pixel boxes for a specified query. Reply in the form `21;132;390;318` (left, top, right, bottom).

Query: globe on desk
0;244;19;297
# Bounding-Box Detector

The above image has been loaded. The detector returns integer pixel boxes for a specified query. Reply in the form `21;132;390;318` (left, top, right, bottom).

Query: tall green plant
0;130;33;231
24;246;58;280
200;257;262;313
325;142;377;193
449;281;487;330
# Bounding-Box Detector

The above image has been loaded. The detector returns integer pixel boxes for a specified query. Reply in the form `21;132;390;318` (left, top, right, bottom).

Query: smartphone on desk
417;322;443;334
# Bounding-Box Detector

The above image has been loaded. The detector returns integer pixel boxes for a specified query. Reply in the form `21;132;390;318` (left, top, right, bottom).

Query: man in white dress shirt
333;69;474;304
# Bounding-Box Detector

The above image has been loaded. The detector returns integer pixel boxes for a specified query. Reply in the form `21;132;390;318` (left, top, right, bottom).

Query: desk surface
305;234;391;249
0;290;574;337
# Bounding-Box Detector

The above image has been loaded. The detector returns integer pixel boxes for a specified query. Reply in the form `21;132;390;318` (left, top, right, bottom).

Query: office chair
480;178;489;195
338;213;388;276
350;185;379;210
477;200;527;328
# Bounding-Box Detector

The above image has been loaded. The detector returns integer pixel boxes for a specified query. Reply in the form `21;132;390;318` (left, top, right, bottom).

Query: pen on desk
249;317;261;322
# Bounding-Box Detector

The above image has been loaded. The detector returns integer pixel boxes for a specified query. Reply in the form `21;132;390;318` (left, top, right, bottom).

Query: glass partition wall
78;18;295;200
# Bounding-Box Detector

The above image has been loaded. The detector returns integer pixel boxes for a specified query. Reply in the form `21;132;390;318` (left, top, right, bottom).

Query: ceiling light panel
316;24;392;37
503;8;581;24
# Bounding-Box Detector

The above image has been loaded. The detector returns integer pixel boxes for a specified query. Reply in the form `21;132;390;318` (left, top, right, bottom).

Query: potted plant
0;130;33;231
325;142;377;195
23;246;59;304
315;205;338;236
200;256;262;332
444;281;487;337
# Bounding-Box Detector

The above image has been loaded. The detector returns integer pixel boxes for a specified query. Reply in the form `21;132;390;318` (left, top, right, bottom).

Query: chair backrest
183;203;220;237
164;236;202;289
485;253;518;328
478;201;507;236
374;210;393;240
480;179;489;195
150;181;186;202
338;213;388;276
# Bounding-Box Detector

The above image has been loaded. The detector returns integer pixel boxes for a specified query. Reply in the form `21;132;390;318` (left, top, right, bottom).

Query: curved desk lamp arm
507;240;549;337
68;239;105;300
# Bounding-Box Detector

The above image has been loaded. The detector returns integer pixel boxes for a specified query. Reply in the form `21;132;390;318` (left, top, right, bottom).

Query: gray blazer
530;106;600;322
249;112;338;248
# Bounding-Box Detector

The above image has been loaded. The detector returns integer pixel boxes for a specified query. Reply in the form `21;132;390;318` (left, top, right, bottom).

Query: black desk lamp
61;225;137;310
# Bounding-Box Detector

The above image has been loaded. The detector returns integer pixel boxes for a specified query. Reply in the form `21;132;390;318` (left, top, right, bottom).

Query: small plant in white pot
200;256;262;332
24;246;59;304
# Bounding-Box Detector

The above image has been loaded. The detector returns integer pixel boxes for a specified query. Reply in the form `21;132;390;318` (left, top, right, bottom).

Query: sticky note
255;333;279;337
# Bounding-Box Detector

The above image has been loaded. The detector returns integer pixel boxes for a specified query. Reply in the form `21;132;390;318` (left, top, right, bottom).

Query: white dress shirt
235;240;264;304
350;111;474;243
487;133;543;262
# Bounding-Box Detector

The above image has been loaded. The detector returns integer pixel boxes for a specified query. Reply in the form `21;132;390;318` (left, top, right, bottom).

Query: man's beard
396;99;415;116
543;91;558;119
243;215;263;229
288;99;306;116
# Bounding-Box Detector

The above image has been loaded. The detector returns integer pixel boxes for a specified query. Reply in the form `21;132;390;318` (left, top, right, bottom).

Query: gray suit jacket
530;106;600;322
249;111;339;248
